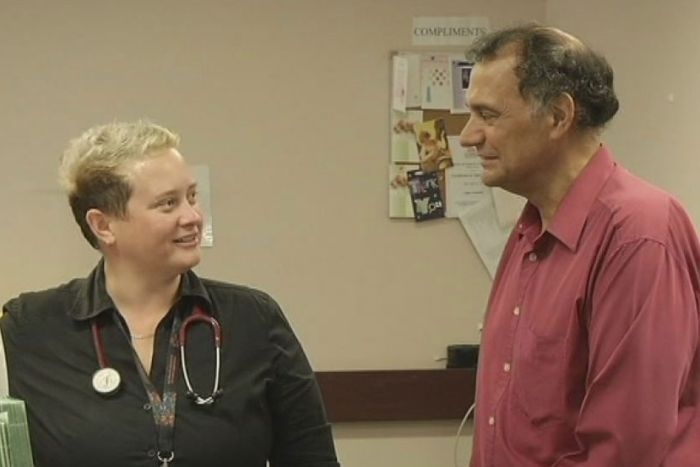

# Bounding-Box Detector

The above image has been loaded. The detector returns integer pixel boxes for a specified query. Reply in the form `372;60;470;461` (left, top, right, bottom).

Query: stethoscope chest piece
92;367;121;396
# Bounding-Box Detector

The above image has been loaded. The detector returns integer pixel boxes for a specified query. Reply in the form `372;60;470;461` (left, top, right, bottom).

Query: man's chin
481;174;502;187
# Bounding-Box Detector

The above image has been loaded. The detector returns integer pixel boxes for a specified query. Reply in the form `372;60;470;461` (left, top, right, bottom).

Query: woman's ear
85;209;116;246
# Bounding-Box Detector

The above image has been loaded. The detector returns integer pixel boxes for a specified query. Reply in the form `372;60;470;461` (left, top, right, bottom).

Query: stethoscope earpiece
186;388;223;406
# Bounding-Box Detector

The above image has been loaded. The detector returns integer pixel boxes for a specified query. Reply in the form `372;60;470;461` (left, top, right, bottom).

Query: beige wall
4;2;697;467
13;1;699;466
0;0;549;369
547;0;700;226
4;1;697;466
0;1;546;466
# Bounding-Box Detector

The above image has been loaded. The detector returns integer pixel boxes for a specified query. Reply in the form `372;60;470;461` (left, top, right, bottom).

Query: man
461;24;700;466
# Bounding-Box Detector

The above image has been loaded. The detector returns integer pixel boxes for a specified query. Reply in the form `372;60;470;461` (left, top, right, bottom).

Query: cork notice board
389;52;484;221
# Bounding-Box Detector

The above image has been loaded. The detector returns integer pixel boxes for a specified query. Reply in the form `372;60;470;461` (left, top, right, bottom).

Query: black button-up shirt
1;262;339;467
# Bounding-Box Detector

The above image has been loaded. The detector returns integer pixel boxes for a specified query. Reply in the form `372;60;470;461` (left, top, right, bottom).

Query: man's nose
459;114;484;148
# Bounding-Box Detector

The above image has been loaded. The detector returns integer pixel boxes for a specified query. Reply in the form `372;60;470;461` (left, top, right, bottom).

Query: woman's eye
159;198;177;209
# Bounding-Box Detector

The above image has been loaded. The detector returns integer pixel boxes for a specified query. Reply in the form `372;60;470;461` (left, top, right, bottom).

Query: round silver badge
92;367;121;396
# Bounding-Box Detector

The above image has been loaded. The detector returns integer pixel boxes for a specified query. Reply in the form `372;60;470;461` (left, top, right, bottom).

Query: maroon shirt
471;146;700;467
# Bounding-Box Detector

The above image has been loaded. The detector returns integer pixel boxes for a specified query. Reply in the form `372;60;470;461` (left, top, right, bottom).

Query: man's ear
549;92;576;138
85;209;116;246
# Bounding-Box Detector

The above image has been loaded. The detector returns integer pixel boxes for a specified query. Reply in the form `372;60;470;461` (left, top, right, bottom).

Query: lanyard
113;310;182;467
92;305;222;466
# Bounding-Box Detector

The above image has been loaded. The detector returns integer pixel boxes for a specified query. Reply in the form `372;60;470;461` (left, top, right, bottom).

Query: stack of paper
0;413;10;467
0;398;34;467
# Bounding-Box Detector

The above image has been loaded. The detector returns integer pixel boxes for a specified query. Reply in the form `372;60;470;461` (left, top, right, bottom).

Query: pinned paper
450;60;472;114
389;163;418;218
412;17;490;46
420;55;452;110
405;54;423;108
193;165;214;247
391;110;423;163
491;187;526;228
392;55;408;112
458;189;513;278
445;138;486;217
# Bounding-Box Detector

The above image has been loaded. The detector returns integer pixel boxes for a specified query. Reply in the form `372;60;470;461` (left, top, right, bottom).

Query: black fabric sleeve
260;294;340;467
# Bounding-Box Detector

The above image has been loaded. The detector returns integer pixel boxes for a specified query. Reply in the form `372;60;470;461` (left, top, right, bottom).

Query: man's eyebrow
470;103;498;114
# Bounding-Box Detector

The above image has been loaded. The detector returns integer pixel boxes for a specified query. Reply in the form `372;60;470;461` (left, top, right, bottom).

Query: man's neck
528;134;602;231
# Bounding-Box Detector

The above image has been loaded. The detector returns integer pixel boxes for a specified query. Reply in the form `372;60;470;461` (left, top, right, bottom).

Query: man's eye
481;111;498;122
187;191;198;204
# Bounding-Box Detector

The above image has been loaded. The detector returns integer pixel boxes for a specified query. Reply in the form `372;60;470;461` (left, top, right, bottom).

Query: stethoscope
90;307;223;406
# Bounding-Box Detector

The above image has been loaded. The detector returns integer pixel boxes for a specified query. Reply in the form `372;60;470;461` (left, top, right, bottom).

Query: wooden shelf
315;368;476;423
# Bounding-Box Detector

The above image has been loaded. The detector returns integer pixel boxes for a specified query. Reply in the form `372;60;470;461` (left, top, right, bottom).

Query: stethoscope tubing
90;308;223;405
179;313;222;405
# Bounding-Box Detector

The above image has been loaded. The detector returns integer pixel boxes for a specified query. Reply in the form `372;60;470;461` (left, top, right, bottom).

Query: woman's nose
180;201;203;225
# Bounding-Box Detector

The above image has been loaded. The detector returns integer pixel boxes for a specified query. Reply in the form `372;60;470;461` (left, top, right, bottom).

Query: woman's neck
103;259;181;318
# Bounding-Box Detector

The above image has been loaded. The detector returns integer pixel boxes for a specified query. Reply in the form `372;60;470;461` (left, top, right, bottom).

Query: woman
0;120;339;467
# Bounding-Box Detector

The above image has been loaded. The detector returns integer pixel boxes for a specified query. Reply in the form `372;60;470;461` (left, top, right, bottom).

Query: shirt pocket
513;324;568;427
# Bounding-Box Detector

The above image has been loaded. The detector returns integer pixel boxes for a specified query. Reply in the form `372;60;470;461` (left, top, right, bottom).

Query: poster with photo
413;119;453;172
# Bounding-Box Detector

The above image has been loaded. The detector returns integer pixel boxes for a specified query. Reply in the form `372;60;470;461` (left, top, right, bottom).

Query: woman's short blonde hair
59;120;180;248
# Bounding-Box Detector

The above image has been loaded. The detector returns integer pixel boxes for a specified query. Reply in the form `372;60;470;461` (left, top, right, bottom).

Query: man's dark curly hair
468;24;619;129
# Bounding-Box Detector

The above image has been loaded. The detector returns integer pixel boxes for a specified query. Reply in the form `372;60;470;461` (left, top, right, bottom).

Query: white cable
454;402;476;467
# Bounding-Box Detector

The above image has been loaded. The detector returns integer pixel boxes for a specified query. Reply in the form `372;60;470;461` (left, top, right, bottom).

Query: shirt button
488;416;495;426
143;403;152;411
503;362;511;372
528;252;538;262
513;306;521;316
146;449;156;458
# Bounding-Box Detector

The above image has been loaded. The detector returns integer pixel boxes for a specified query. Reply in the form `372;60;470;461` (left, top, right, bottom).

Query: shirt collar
516;202;541;244
69;259;213;321
547;145;617;251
